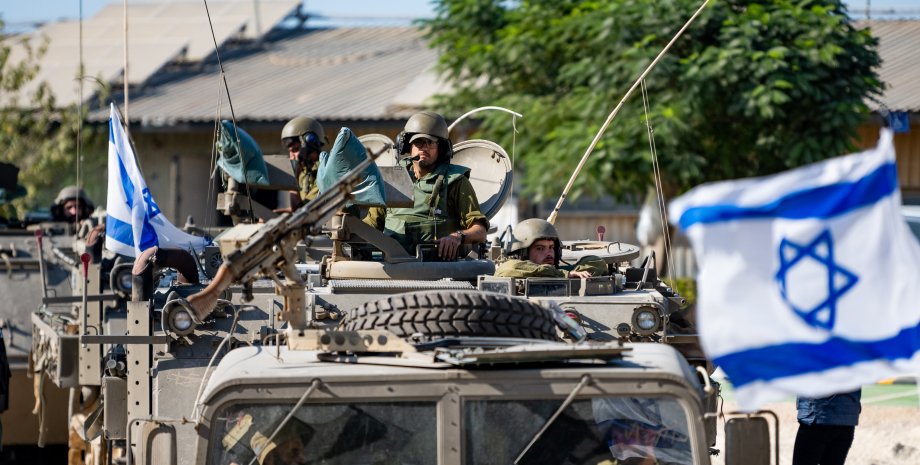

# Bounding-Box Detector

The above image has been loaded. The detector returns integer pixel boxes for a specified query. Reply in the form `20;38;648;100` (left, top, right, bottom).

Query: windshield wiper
247;378;323;465
513;374;593;464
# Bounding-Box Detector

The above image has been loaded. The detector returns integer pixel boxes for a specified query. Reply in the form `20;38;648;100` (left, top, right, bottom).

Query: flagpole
111;103;144;172
123;0;129;129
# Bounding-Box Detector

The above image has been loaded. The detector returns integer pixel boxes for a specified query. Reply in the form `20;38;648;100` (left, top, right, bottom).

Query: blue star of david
775;229;858;330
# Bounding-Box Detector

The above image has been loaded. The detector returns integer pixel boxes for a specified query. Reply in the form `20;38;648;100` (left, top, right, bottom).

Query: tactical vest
384;163;471;255
298;163;319;202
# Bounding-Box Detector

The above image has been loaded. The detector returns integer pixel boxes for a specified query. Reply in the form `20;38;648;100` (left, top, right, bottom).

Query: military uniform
495;256;608;279
297;162;319;202
282;116;325;204
364;162;487;255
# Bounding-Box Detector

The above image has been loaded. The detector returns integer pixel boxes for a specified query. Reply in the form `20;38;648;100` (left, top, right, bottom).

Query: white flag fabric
105;104;210;257
669;129;920;410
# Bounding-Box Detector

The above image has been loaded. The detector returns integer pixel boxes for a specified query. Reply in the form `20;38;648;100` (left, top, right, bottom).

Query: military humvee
29;135;776;465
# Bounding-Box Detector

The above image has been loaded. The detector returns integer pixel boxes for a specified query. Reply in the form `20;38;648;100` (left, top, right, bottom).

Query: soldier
281;116;327;208
363;111;487;260
495;218;606;279
50;186;95;223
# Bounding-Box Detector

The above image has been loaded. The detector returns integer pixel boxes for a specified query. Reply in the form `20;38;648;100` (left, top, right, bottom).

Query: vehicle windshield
210;401;436;465
466;396;694;465
208;395;694;465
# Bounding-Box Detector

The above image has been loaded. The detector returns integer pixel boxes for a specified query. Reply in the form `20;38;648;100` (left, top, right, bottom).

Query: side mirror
724;410;778;465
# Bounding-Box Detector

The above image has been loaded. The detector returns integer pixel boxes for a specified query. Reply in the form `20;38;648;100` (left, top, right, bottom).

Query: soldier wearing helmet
496;218;605;279
51;186;95;222
363;111;488;260
281;116;326;207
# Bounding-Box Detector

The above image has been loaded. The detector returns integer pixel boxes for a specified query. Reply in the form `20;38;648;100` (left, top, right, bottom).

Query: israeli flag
105;104;210;257
670;129;920;409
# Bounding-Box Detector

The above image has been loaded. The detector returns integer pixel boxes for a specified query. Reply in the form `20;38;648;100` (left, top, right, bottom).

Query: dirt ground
711;400;920;465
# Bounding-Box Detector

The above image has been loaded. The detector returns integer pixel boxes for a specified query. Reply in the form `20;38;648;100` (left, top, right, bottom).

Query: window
465;397;693;465
211;401;436;465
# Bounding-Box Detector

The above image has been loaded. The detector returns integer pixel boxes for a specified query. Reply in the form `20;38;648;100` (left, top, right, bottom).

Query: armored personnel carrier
28;137;776;465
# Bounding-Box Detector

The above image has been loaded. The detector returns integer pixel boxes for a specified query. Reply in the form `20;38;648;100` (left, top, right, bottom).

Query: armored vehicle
1;224;76;460
29;136;776;465
1;164;115;461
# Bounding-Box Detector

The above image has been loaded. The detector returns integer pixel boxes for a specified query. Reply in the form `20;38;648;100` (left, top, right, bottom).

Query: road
712;378;920;464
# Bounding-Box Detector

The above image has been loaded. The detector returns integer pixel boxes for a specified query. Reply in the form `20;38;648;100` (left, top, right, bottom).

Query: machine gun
179;147;384;330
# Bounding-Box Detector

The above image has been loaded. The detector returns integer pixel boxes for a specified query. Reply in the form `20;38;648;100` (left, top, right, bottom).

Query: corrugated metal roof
5;0;300;108
100;27;443;124
858;20;920;112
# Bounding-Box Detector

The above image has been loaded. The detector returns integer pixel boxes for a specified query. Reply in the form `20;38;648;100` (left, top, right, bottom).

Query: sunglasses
282;137;300;149
411;138;436;149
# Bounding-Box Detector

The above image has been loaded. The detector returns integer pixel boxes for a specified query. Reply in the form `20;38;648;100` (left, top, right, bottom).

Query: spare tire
344;290;559;341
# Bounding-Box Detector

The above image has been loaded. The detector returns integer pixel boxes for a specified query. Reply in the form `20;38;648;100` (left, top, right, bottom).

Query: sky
2;0;918;31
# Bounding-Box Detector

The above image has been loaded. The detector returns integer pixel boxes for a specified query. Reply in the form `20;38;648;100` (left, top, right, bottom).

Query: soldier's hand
569;270;592;279
437;233;462;260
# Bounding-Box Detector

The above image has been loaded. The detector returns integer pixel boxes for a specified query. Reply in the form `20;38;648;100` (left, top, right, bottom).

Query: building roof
5;0;301;109
13;9;920;122
98;26;444;125
859;20;920;112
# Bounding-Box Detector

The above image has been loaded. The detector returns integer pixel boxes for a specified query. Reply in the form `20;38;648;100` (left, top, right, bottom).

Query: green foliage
0;19;108;218
422;0;882;202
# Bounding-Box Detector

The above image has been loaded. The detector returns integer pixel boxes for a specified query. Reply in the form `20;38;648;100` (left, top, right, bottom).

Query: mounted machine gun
174;147;384;333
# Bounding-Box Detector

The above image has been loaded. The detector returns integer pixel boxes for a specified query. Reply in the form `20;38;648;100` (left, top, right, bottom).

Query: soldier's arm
451;177;488;243
496;259;566;278
569;255;609;276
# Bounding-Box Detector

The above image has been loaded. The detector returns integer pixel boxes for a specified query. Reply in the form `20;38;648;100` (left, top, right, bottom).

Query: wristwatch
455;230;467;243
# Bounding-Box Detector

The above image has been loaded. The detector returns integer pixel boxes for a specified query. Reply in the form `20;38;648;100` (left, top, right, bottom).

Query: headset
300;132;322;154
295;132;323;165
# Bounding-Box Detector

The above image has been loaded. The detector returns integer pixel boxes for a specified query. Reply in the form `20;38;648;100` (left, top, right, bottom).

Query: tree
421;0;883;203
0;18;108;218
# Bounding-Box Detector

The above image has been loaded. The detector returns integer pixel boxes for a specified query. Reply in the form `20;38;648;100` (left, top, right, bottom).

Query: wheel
344;290;559;341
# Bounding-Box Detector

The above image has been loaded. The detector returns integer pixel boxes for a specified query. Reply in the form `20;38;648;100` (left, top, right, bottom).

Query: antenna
546;0;712;225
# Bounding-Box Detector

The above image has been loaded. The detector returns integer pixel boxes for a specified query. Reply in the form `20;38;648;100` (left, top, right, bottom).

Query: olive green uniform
364;163;487;255
495;257;608;279
297;163;319;202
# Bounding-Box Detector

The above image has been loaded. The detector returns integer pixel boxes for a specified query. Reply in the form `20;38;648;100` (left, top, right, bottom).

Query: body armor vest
384;163;470;255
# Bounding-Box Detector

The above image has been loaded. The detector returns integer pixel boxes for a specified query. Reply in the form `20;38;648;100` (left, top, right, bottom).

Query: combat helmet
509;218;561;266
281;116;327;152
51;186;95;221
397;111;453;160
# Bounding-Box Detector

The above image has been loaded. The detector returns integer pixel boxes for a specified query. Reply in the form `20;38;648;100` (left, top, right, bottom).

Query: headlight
118;271;133;292
164;300;198;337
110;262;134;299
172;310;193;332
631;306;661;335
